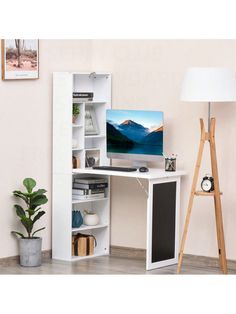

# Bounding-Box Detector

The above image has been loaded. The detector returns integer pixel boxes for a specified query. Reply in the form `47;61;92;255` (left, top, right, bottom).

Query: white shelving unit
53;72;111;261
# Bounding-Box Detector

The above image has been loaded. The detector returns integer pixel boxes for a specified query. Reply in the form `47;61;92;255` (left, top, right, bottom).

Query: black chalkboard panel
152;182;176;263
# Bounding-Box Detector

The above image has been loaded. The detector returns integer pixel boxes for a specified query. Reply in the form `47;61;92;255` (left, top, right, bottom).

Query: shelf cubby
71;227;110;261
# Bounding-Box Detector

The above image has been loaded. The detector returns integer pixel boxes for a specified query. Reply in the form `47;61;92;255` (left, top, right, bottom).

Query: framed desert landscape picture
1;39;39;80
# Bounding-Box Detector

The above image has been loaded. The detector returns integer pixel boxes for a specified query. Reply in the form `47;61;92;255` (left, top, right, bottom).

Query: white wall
1;39;236;260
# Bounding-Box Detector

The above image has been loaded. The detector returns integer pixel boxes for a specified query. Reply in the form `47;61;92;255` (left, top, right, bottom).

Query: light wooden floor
1;254;236;274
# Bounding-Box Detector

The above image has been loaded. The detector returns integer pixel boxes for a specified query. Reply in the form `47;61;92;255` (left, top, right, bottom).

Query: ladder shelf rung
194;191;223;196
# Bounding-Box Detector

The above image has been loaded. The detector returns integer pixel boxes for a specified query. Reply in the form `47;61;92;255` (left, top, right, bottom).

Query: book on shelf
73;92;93;101
73;92;94;98
72;193;105;200
72;188;105;196
73;182;108;189
74;177;107;184
73;177;108;190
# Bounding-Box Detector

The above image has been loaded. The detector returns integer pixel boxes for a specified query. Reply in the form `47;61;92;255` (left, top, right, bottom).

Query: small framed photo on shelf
1;39;39;80
85;150;100;168
85;106;99;135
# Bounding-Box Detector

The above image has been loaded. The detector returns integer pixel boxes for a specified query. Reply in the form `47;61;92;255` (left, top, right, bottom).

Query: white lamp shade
181;67;236;102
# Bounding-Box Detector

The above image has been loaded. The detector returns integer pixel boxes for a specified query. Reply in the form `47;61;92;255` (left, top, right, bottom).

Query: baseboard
110;246;236;270
183;253;236;270
0;250;52;266
110;245;146;259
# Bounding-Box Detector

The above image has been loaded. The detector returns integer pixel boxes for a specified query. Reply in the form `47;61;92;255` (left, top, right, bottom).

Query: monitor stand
132;161;148;168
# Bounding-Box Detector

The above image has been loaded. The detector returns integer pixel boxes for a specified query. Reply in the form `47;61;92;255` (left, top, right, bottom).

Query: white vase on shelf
83;212;99;226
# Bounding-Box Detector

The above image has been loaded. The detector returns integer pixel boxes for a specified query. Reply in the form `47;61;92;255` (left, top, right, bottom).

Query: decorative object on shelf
1;39;39;80
72;233;97;256
164;154;177;172
201;174;214;192
178;67;236;274
85;105;98;135
72;235;76;256
73;92;94;101
72;156;80;169
73;103;80;123
83;210;99;226
72;233;87;256
72;156;76;168
87;234;96;255
11;178;48;267
85;149;100;168
72;210;83;228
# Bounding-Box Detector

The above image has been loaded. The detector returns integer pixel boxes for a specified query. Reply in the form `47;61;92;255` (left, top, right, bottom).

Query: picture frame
85;105;99;135
1;39;39;80
85;150;100;168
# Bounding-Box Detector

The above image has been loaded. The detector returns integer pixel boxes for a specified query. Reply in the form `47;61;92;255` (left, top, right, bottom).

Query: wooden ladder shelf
177;118;227;274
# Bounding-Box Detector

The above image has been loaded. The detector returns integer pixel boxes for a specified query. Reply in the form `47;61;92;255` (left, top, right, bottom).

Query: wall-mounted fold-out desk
72;168;186;270
52;72;186;271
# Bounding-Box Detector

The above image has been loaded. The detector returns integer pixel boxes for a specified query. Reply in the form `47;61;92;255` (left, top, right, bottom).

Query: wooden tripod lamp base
177;117;227;274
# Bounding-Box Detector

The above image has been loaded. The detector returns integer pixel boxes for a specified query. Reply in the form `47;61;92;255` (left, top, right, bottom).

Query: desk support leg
146;179;178;270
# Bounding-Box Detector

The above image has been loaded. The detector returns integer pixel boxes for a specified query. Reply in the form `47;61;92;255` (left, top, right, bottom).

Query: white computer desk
73;168;186;270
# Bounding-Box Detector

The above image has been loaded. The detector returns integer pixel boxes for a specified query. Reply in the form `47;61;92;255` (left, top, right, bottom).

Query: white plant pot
83;213;99;226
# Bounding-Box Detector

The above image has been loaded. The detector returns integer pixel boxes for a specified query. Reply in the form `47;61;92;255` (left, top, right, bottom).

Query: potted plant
12;178;48;267
73;104;80;123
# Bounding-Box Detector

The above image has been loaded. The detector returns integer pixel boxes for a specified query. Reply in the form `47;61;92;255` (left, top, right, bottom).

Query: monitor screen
106;109;163;159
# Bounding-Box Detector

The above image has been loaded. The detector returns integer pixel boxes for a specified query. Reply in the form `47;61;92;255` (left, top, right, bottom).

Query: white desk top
73;168;186;180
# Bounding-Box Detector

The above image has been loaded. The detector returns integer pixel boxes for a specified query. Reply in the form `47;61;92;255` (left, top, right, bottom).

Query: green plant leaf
14;204;26;218
11;231;25;238
35;189;47;195
73;104;80;115
23;178;36;193
33;211;45;223
30;194;48;208
13;190;28;203
30;189;47;198
31;193;48;202
21;216;33;235
13;190;28;197
32;227;45;237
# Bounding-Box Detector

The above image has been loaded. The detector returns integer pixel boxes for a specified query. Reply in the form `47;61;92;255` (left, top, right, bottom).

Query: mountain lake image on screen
106;109;163;156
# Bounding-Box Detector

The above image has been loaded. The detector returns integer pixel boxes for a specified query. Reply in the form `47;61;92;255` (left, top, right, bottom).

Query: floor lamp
177;67;236;274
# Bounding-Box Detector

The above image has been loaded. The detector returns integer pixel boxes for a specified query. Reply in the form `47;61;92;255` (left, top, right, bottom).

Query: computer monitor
106;109;163;166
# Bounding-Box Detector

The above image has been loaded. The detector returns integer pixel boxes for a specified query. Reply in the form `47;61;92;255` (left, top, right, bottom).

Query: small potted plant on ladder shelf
12;178;48;267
